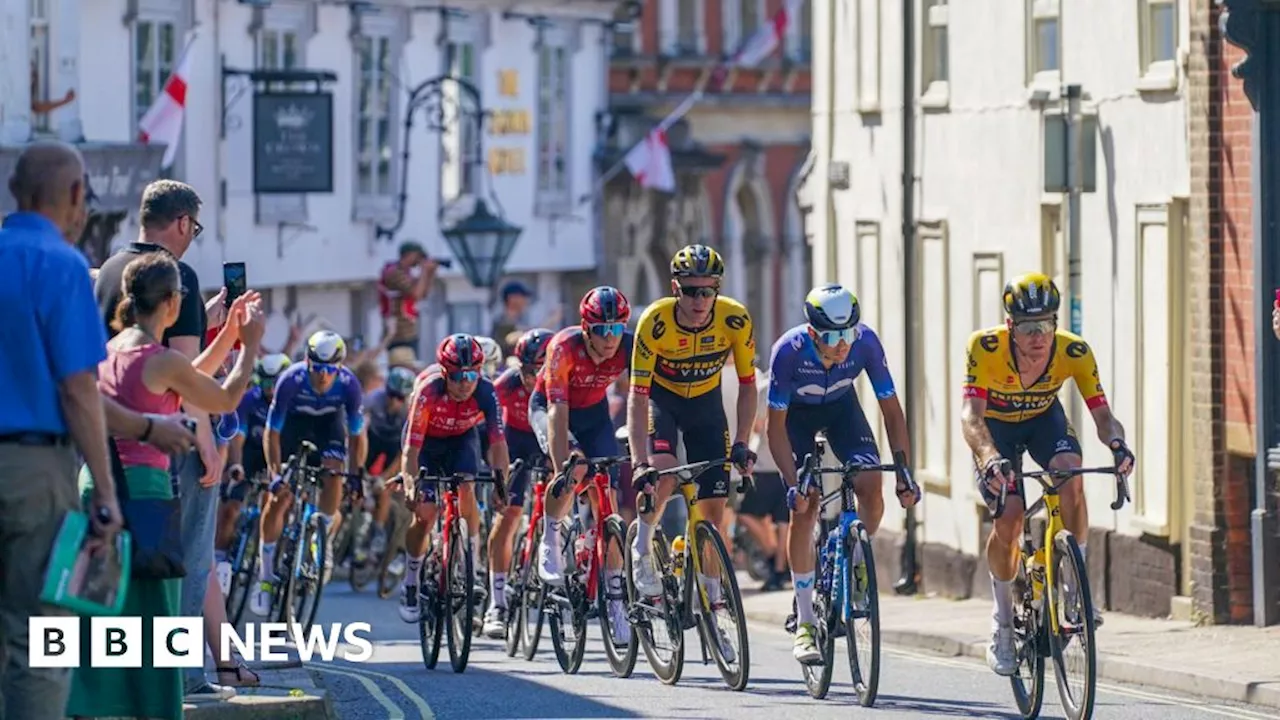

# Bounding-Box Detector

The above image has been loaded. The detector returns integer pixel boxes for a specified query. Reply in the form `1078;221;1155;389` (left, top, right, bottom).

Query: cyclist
360;365;417;560
627;245;757;660
482;327;554;638
216;352;290;592
530;287;633;640
250;331;367;615
476;335;505;380
396;334;511;623
766;284;919;664
960;272;1135;676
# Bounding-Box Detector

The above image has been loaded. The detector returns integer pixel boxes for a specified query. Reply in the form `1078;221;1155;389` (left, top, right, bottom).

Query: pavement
182;575;1280;719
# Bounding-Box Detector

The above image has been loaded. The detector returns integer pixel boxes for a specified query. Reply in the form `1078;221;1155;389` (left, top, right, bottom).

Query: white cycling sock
700;574;722;605
634;520;655;555
259;543;277;582
991;576;1014;627
405;555;424;588
605;569;624;598
544;520;561;556
491;572;507;609
793;572;816;625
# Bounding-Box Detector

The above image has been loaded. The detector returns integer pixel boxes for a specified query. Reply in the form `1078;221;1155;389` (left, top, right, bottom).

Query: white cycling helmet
474;336;503;378
306;330;347;364
255;353;292;383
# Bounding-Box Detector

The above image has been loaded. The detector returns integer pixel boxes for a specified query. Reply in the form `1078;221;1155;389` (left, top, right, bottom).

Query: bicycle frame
571;457;625;603
517;465;550;569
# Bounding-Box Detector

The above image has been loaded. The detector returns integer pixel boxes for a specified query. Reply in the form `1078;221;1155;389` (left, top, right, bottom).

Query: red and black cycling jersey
405;367;504;447
534;327;633;409
494;366;532;433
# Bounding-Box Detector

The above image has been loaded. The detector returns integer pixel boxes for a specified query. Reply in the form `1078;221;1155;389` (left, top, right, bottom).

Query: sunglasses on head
812;326;859;346
1012;318;1056;335
309;362;340;376
448;369;480;383
588;322;626;338
676;284;718;300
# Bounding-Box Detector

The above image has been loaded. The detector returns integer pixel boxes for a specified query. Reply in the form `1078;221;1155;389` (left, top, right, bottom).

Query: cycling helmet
670;244;725;278
1003;272;1061;317
385;366;416;399
579;286;632;325
475;336;503;377
306;330;347;364
803;284;860;331
514;328;555;366
437;333;484;371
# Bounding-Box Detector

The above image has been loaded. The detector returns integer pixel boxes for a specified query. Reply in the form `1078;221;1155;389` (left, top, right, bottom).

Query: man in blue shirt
766;284;919;665
0;141;123;720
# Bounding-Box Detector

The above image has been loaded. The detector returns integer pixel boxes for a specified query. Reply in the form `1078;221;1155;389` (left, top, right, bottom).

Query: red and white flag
733;0;803;67
138;34;196;169
623;128;675;192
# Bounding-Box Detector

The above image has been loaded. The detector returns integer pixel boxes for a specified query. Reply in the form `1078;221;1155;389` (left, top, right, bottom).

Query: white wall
810;0;1190;558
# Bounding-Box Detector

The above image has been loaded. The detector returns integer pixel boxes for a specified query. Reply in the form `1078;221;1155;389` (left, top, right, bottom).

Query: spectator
1272;298;1280;341
0;140;122;720
66;253;264;720
378;241;440;366
736;371;790;591
92;179;249;701
491;280;533;356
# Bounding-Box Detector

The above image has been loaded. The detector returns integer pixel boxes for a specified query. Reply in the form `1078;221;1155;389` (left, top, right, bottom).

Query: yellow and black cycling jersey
630;295;756;399
961;326;1108;423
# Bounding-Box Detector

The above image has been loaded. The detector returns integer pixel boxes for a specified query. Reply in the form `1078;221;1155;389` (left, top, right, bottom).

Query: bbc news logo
29;617;373;667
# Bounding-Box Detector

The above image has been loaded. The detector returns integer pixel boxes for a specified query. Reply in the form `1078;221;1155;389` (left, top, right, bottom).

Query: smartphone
223;262;247;308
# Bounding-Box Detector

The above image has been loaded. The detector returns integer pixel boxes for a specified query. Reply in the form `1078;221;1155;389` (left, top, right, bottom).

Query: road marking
311;665;405;719
333;664;437;720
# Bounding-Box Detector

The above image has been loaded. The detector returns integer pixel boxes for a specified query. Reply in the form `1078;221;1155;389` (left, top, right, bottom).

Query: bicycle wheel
627;522;684;685
226;516;260;626
1010;561;1047;719
598;515;638;678
418;552;444;671
801;569;837;699
445;526;476;673
349;510;378;592
505;532;528;657
844;525;880;707
377;505;410;599
521;525;546;661
548;523;588;674
1048;530;1096;720
692;520;750;691
290;514;328;636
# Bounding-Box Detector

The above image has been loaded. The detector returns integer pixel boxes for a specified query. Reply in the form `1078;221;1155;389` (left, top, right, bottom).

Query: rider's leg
1035;406;1088;552
318;455;345;534
632;391;680;566
787;499;821;623
986;488;1026;676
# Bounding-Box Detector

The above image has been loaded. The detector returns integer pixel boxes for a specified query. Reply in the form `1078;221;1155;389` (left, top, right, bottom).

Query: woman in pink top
68;252;264;720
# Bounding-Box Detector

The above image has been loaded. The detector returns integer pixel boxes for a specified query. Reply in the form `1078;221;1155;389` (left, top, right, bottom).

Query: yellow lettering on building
488;148;526;175
498;70;519;97
489;110;531;135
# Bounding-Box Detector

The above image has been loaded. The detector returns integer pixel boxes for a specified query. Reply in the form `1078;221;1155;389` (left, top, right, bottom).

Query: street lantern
440;199;523;288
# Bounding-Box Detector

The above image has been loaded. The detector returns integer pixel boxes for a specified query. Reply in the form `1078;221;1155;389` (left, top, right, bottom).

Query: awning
0;142;165;215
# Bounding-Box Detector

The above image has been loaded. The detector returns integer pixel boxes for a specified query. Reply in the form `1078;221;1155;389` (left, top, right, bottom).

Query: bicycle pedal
799;656;826;667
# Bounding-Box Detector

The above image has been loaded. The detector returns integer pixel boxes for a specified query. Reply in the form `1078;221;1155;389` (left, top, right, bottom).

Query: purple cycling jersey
266;362;365;434
767;323;896;410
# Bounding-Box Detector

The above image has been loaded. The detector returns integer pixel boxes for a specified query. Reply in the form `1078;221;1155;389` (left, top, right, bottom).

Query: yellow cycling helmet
1002;272;1061;317
670;244;725;278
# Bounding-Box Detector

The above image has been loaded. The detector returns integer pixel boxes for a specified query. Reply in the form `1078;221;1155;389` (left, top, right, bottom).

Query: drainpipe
822;0;836;280
894;0;920;596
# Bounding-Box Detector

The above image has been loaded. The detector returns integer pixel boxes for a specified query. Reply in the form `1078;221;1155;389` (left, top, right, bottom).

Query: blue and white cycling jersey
266;363;366;435
234;385;271;441
767;323;896;411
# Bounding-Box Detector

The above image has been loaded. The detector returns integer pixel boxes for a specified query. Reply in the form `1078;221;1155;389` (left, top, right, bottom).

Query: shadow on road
874;693;1025;719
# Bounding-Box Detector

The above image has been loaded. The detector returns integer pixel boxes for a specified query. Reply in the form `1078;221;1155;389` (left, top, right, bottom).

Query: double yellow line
311;664;436;720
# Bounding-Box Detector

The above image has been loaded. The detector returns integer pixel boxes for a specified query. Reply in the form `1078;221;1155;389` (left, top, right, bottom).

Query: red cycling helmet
436;333;484;371
514;328;555;366
579;286;631;326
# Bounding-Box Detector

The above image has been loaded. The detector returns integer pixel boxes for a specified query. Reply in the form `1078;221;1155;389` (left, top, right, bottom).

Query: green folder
39;510;131;617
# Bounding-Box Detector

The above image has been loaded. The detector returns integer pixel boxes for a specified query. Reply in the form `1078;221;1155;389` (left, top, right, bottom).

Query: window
1026;0;1061;87
440;16;482;204
1138;0;1178;91
722;0;760;54
355;32;395;199
676;0;700;54
256;8;314;223
611;15;637;57
786;0;813;62
739;0;761;42
921;0;948;106
30;0;50;132
914;219;951;495
536;31;571;209
133;18;176;129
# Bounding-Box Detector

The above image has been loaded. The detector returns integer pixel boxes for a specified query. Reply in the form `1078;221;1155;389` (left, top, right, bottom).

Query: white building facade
1;0;616;349
805;0;1193;605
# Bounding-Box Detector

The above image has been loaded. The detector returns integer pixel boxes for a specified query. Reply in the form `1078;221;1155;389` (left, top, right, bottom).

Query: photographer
378;241;441;366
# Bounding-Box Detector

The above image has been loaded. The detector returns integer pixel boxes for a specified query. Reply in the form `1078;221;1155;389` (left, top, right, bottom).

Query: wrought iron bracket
220;59;337;138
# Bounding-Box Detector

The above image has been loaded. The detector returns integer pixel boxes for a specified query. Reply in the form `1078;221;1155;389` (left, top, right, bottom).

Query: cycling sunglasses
448;369;480;383
589;322;626;338
1013;318;1056;335
676;284;718;300
309;362;340;376
811;326;859;346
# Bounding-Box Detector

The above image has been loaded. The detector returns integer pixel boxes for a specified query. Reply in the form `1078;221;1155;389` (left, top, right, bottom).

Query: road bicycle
332;471;379;592
504;458;550;659
412;468;501;674
995;461;1129;720
543;454;636;677
627;458;752;691
788;438;915;705
224;474;266;626
265;442;363;635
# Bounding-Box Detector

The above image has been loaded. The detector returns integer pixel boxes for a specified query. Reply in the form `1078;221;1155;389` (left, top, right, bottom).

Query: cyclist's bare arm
626;390;651;466
265;428;282;476
877;394;912;463
1089;404;1127;447
488;438;511;481
766;408;798;487
960;396;999;466
548;401;573;470
227;433;245;475
348;429;367;473
733;379;757;447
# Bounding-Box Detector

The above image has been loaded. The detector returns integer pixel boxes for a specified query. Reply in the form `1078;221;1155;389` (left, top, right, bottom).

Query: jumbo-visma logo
29;617;373;667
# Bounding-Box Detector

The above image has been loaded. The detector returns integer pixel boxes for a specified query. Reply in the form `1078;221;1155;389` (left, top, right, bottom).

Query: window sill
353;195;396;224
1026;72;1061;106
535;192;571;218
920;81;949;111
1137;64;1179;95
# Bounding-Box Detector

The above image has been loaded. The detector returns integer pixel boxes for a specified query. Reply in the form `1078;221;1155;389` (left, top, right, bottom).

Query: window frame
659;0;705;56
253;2;316;224
128;0;188;176
351;9;407;221
1025;0;1062;91
439;12;485;210
920;0;949;109
535;23;575;215
722;0;765;57
30;0;51;133
785;0;813;63
1137;0;1179;92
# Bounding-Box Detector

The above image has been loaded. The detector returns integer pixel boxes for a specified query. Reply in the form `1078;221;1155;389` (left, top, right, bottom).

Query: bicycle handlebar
636;457;754;515
796;454;908;499
990;463;1130;519
549;454;631;499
